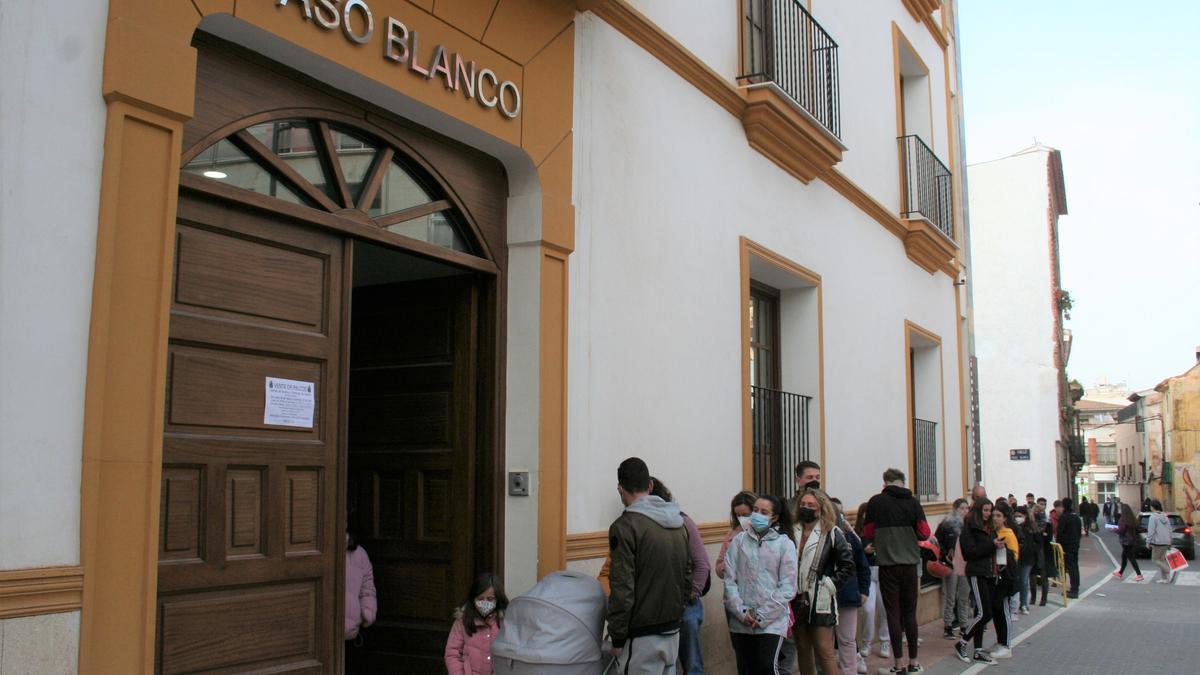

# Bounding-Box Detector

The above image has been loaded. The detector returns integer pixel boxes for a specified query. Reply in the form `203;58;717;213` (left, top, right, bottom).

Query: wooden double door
158;193;482;673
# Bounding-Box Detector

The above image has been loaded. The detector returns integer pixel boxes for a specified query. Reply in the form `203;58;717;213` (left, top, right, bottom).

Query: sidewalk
861;528;1114;675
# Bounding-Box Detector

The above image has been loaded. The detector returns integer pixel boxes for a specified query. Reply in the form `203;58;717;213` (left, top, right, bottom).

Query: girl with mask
791;489;855;675
344;526;377;669
444;572;508;675
1013;506;1043;613
723;494;799;674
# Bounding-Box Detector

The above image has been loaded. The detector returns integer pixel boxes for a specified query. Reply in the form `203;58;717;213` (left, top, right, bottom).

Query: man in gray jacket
1147;500;1177;583
607;457;691;674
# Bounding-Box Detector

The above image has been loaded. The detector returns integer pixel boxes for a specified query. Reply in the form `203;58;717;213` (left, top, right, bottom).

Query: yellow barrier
1050;542;1068;606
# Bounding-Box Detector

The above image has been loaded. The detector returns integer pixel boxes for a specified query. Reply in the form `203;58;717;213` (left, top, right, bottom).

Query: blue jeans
1018;562;1034;608
679;597;704;674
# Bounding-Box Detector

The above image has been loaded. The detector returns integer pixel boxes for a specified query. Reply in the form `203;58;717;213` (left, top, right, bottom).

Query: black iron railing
899;135;953;240
751;386;812;498
913;417;938;500
741;0;841;138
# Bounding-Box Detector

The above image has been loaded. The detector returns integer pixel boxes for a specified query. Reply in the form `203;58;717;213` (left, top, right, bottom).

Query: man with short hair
1025;493;1036;513
1057;498;1083;598
971;484;987;501
795;459;822;492
607;458;692;674
863;468;930;674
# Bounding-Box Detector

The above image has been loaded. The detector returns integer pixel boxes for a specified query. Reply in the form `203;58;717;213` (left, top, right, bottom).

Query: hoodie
862;485;931;566
1146;511;1173;546
606;495;692;646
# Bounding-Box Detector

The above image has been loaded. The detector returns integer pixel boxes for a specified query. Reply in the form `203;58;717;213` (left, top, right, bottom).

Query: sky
957;0;1200;392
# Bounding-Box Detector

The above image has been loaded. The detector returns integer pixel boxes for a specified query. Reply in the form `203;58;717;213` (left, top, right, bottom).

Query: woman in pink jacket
444;572;508;675
344;527;377;667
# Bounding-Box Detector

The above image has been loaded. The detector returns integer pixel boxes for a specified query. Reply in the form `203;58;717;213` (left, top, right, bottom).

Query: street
923;526;1198;674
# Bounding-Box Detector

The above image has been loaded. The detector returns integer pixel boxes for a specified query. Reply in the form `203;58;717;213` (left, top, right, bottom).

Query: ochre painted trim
922;500;953;517
742;85;845;184
582;0;956;277
0;567;84;620
903;218;958;275
955;286;969;497
739;237;828;490
85;2;577;672
904;320;946;502
565;522;732;561
581;0;746;118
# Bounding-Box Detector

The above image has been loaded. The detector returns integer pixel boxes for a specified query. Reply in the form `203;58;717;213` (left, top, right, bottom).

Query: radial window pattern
184;118;471;253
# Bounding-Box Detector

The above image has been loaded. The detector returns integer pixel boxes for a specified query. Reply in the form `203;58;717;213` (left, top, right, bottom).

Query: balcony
751;386;812;498
739;0;846;183
741;0;840;138
899;135;953;238
913;417;938;500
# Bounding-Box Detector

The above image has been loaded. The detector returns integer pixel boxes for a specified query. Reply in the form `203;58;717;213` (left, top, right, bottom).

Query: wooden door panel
159;582;320;675
158;193;344;674
347;278;476;672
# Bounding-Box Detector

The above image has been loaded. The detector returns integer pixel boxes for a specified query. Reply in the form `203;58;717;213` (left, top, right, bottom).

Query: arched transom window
184;118;473;253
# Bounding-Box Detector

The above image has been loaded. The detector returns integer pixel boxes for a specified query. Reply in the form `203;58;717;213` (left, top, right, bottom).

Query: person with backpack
791;489;854;675
1113;502;1144;581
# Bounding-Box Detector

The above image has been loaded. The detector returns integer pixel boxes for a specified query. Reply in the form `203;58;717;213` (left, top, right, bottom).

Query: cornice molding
0;566;84;619
581;0;956;276
742;85;845;184
902;217;959;275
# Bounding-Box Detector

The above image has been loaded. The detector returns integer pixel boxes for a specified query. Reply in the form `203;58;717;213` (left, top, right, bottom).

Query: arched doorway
156;40;506;674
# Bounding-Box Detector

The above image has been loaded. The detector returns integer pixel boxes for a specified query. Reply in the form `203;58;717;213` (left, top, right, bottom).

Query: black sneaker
907;664;924;673
955;640;972;663
973;649;995;664
942;626;956;639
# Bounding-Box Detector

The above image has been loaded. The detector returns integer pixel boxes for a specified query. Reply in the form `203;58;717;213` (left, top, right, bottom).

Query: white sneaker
879;642;891;659
990;645;1012;659
859;645;870;658
857;654;868;674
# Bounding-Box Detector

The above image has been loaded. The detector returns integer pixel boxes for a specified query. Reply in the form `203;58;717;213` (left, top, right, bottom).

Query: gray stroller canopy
491;571;607;665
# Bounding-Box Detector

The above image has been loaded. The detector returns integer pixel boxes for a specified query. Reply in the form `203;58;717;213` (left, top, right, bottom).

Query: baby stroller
491;571;615;674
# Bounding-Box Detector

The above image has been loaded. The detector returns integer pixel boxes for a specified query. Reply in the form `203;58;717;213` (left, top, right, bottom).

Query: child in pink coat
444;573;508;675
344;528;377;667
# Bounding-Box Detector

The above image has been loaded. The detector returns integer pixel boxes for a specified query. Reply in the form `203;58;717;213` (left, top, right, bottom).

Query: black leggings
730;632;785;675
962;576;1009;649
1119;544;1142;575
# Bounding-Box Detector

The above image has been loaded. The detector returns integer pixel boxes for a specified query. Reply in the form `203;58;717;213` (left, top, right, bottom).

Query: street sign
1010;448;1031;461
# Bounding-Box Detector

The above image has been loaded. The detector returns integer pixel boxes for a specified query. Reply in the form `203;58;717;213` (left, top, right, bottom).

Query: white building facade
0;1;974;670
969;146;1071;501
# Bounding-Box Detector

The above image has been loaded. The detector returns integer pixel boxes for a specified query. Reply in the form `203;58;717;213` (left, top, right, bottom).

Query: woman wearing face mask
718;490;759;579
1013;506;1042;614
791;489;855;675
723;494;799;674
444;572;508;675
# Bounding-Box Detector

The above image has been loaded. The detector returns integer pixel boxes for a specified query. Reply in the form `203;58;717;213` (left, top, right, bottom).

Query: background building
968;145;1071;500
1156;350;1200;524
0;0;974;671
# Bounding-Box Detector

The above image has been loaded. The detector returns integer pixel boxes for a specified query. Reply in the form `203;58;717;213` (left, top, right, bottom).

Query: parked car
1136;512;1195;560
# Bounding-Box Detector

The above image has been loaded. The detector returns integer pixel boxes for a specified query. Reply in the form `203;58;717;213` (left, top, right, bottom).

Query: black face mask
803;480;820;491
797;507;818;523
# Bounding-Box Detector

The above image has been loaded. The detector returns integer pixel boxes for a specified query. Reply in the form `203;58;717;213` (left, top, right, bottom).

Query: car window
1169;515;1185;528
1139;516;1149;528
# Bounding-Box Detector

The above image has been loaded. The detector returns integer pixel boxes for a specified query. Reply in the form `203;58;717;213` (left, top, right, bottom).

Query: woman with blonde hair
791;488;854;675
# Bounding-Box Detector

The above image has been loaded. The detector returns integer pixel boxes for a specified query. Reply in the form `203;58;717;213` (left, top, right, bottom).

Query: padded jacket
723;522;799;637
862;485;931;566
959;522;998;578
606;496;692;647
837;525;872;609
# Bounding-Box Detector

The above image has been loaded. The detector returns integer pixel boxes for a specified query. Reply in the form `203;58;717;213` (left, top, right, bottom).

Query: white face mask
1014;516;1026;525
475;599;497;616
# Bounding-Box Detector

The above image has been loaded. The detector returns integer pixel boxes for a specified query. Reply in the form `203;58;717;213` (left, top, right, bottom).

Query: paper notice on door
264;377;316;428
